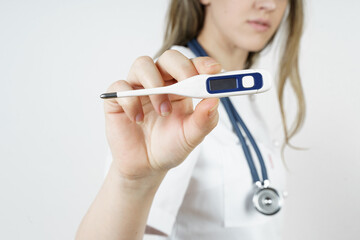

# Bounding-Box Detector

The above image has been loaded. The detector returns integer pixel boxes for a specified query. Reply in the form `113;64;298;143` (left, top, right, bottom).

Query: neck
197;23;249;71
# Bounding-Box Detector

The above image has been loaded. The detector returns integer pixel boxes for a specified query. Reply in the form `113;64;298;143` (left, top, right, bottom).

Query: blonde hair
156;0;305;147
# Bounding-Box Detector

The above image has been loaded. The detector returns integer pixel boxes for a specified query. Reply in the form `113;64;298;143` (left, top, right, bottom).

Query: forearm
76;163;166;240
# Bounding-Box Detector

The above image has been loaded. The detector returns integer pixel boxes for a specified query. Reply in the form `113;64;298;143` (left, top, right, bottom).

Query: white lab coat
143;46;288;240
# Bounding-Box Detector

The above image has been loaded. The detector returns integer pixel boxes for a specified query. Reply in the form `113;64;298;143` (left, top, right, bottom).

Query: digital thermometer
100;69;271;99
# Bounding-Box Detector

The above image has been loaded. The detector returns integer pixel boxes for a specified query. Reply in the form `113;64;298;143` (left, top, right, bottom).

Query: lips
247;19;271;32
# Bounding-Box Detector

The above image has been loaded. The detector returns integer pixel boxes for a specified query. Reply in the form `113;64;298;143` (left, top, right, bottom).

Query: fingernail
208;99;219;118
135;113;144;124
205;58;220;67
160;101;171;117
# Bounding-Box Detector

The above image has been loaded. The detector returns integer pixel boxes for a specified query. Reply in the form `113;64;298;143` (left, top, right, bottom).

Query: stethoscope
187;38;282;216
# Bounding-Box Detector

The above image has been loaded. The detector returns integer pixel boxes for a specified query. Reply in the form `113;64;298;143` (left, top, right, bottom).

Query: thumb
183;98;220;150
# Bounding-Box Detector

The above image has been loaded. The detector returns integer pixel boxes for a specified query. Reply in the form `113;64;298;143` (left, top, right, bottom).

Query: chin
236;37;270;53
245;42;269;53
246;39;269;52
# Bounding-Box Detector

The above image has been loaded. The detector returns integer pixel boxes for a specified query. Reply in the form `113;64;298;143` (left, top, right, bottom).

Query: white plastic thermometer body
100;69;272;99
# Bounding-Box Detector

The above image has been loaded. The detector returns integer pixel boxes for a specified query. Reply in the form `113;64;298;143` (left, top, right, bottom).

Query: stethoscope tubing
221;97;268;183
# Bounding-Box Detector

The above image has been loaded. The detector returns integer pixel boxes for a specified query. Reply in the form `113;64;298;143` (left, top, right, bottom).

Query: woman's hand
104;50;222;180
76;50;222;240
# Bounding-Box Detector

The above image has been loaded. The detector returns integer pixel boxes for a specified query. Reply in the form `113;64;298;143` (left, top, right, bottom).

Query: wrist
108;162;167;196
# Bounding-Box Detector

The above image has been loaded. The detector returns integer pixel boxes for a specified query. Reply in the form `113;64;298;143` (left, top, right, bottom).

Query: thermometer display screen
209;78;237;91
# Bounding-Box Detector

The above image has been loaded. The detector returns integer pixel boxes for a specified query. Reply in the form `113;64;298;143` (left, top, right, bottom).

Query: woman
76;0;305;239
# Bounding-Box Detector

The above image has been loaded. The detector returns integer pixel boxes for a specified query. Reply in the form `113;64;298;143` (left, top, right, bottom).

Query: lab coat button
282;191;288;198
273;139;280;147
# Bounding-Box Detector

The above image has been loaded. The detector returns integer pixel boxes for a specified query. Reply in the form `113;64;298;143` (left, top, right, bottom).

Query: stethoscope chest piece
253;187;282;215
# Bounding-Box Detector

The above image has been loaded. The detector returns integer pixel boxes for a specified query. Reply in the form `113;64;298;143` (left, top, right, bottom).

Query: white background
0;0;359;239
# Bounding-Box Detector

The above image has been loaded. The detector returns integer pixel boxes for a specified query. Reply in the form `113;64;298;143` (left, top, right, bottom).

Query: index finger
155;50;222;83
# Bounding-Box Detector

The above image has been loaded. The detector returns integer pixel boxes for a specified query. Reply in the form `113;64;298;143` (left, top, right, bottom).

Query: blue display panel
206;72;263;94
